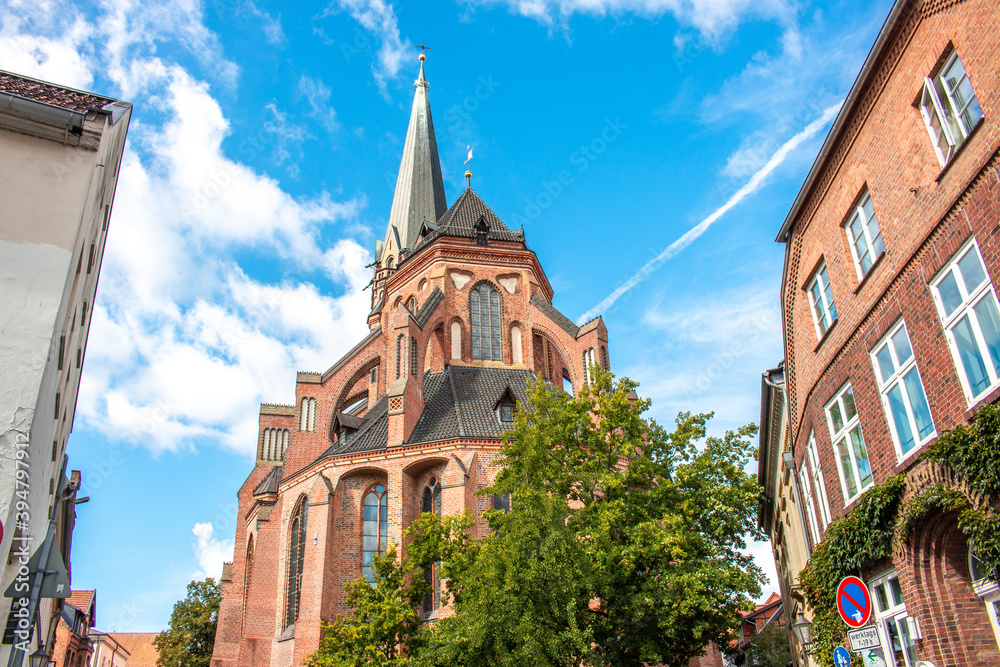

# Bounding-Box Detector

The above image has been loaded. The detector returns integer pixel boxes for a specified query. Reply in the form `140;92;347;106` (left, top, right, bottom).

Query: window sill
852;252;887;294
935;118;985;183
277;624;295;642
964;382;1000;421
812;318;839;353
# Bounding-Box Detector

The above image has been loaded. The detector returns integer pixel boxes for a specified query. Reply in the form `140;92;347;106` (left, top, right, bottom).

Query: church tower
210;56;611;667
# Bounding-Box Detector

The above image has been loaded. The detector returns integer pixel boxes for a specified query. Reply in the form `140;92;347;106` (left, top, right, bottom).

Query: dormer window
495;385;517;423
475;216;489;246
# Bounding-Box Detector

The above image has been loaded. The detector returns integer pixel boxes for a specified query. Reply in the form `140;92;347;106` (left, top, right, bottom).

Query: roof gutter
0;90;85;135
775;0;910;243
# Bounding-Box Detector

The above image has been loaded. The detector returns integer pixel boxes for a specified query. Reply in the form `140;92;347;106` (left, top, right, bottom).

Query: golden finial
465;170;472;187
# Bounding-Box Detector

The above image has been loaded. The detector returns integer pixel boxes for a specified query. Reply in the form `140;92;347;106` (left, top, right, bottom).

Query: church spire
383;53;447;259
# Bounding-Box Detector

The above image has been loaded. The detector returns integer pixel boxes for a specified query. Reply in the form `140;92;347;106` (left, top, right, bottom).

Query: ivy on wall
796;402;1000;666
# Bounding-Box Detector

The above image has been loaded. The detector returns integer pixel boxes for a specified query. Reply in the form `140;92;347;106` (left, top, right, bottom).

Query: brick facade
210;61;611;667
779;0;1000;664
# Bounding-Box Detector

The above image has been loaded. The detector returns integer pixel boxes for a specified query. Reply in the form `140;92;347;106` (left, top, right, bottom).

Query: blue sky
2;0;893;632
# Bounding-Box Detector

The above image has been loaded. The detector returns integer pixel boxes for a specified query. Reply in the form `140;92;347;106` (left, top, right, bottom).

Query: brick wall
780;1;1000;664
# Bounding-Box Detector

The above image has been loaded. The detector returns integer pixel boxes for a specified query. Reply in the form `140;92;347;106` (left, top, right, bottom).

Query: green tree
743;623;793;667
154;578;221;667
309;369;764;667
418;369;765;667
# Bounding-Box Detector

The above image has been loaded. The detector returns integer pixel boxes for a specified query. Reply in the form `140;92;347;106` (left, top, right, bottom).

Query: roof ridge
447;366;466;437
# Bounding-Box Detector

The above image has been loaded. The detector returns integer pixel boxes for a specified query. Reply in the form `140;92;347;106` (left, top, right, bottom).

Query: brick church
210;55;610;667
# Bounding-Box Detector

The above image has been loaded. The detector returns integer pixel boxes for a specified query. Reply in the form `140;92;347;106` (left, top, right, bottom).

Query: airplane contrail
577;101;843;325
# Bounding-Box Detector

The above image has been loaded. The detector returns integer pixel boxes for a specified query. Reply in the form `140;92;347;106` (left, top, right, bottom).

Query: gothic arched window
243;534;254;617
470;283;502;360
362;484;389;582
284;497;308;628
396;334;404;378
422;478;442;614
410;337;418;377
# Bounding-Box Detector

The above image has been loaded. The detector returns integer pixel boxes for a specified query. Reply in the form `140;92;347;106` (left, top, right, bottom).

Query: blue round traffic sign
834;646;851;667
837;576;872;628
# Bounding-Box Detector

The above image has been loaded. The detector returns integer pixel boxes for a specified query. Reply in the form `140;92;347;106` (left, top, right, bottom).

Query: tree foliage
308;369;764;666
155;578;221;667
741;623;792;667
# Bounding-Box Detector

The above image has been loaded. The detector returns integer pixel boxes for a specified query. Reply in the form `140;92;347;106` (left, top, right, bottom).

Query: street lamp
28;646;50;667
790;613;813;655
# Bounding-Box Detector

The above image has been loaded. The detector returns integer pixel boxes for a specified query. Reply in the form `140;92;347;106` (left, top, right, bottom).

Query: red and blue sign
837;576;872;628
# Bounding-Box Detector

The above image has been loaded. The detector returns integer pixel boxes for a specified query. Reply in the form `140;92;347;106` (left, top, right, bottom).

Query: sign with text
849;626;882;651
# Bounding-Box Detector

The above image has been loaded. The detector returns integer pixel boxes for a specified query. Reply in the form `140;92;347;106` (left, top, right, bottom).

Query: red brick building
209;55;610;667
777;0;1000;665
52;590;95;667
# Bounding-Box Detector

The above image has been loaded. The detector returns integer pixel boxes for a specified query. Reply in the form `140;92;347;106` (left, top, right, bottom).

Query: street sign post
848;626;882;651
837;576;873;627
834;646;852;667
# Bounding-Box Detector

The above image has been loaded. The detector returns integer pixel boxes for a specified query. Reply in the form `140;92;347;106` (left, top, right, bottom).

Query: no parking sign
837;576;873;627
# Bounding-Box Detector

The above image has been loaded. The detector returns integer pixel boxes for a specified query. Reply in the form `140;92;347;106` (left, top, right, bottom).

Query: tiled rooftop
0;71;114;112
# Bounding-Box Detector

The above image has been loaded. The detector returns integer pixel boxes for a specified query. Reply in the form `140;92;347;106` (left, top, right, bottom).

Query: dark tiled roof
409;366;534;443
0;71;114;112
407;189;524;257
334;412;364;430
323;396;390;456
529;293;580;338
413;287;444;328
253;466;282;495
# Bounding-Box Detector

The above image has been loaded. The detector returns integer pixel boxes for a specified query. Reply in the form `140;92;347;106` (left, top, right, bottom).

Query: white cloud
298;75;339;132
192;522;235;580
1;1;375;456
322;0;411;94
463;0;800;43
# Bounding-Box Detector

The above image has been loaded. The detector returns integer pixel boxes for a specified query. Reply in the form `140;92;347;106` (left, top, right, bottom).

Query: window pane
830;401;844;433
843;388;857;421
889;577;904;605
875;584;889;613
954;314;991;395
824;282;837;321
850;426;873;489
891;328;913;364
872;230;885;257
363;535;378;551
902;368;934;441
364;504;379;522
876;344;896;384
836;438;858;498
938;271;964;316
850;215;864;243
943;57;984;131
888;384;916;454
959;249;988;293
974;296;1000;376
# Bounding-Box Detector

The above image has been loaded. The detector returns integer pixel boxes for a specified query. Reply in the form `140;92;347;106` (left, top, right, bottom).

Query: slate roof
0;71;114;112
322;395;390;457
253;466;282;495
529;293;580;338
413;286;444;328
408;188;524;257
312;367;536;463
409;366;534;443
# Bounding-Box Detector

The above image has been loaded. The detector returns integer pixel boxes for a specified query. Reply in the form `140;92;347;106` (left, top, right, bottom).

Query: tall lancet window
243;534;254;618
362;484;389;582
284;497;308;628
471;283;502;360
422;478;442;614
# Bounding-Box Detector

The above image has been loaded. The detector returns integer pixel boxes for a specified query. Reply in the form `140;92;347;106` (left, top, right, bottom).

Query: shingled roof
313;367;536;463
253;466;282;495
0;71;114;112
529;292;580;338
407;188;524;258
409;366;534;443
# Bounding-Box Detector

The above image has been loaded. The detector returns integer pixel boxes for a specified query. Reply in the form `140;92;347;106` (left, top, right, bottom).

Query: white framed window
807;262;838;338
798;462;821;547
845;190;885;279
920;49;984;166
870;321;935;459
930;239;1000;403
970;548;1000;651
805;433;832;529
825;383;873;504
868;570;920;667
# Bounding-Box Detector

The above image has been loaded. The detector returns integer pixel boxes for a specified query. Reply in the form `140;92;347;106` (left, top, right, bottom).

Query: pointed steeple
383;54;448;259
